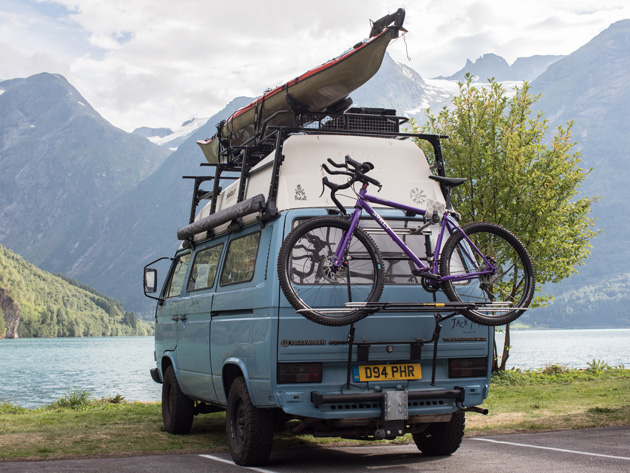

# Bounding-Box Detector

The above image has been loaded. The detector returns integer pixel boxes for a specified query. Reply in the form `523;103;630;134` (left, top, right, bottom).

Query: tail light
277;363;322;384
449;358;487;378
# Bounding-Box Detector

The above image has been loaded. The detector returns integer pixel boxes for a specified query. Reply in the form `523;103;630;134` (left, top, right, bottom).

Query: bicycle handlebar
323;155;382;189
321;155;382;214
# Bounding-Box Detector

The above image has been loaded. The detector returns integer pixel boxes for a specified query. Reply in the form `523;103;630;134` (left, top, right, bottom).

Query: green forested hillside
0;245;152;338
525;274;630;328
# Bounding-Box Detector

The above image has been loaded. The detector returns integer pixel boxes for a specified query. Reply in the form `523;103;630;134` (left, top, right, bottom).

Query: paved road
1;426;629;472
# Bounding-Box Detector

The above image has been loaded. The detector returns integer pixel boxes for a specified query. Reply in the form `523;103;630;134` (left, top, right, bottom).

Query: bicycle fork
437;220;499;285
331;208;363;269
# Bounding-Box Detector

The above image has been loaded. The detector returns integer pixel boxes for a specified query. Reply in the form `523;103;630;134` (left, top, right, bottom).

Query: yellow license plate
352;363;422;382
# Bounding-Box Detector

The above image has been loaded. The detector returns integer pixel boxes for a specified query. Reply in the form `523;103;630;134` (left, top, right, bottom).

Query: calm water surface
0;336;161;409
494;328;630;369
1;330;629;409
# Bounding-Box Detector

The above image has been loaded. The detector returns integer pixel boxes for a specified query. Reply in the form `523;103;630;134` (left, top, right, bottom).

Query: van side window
220;232;261;286
187;243;224;292
165;254;190;298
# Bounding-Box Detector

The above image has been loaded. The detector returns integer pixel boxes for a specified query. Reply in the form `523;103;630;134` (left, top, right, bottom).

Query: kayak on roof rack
197;8;406;164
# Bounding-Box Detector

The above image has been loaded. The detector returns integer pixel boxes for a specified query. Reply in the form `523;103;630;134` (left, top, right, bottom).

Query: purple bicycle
278;155;535;327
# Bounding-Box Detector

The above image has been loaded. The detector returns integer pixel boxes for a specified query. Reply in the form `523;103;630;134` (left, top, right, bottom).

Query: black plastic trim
310;388;465;408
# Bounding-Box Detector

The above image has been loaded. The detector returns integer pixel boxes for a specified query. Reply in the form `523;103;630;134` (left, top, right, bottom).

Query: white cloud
1;0;629;131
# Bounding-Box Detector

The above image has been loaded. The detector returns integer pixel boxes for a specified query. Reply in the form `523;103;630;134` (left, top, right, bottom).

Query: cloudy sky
2;0;629;131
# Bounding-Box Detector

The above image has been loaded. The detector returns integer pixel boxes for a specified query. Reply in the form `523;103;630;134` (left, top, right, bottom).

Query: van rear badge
281;339;326;347
295;185;307;201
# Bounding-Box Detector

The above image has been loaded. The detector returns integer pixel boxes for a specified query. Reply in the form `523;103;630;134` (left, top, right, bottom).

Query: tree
413;76;598;370
123;311;138;330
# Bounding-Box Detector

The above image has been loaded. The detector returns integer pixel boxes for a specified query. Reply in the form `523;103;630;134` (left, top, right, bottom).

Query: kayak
197;8;406;164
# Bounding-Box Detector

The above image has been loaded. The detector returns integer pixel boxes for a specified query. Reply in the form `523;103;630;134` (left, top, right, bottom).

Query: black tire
226;377;274;466
278;217;384;326
439;222;535;326
162;366;194;435
413;411;465;455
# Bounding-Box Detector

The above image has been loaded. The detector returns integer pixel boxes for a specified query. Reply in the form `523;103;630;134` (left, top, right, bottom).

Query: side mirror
144;268;158;294
144;256;172;302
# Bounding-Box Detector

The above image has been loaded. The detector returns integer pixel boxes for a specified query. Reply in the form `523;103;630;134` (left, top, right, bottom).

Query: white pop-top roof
193;134;446;236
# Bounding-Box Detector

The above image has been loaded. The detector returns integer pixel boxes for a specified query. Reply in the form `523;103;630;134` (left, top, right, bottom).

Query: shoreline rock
0;287;20;338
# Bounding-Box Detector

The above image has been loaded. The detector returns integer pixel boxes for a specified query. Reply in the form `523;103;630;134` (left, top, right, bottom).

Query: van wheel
162;366;194;434
413;411;465;455
226;376;274;466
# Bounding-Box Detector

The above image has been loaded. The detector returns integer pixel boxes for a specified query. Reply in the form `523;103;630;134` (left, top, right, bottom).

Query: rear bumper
150;368;162;384
311;387;465;408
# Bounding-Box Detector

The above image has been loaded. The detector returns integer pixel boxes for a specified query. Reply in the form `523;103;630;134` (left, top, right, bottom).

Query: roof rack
180;107;448;241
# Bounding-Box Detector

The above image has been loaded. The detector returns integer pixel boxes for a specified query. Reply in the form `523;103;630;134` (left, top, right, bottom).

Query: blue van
145;109;492;466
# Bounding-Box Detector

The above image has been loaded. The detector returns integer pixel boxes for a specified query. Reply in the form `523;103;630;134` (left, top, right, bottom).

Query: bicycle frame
333;185;497;283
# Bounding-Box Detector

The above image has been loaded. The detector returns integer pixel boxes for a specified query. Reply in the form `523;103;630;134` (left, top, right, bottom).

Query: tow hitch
375;390;408;439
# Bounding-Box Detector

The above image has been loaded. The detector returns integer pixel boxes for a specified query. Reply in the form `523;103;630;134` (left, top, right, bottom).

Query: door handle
171;316;179;321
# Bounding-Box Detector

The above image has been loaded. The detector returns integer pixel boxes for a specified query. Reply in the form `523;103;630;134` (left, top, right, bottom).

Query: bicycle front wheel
439;222;535;326
278;217;384;326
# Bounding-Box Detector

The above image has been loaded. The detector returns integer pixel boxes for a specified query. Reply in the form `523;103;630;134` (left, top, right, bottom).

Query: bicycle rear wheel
439;222;535;326
278;217;384;326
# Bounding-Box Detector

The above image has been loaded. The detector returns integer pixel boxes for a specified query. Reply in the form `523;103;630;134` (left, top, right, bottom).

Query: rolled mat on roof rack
176;194;266;241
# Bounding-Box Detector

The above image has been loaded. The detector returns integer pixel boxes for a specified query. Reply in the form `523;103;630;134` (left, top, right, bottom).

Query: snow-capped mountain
132;117;209;150
351;52;563;125
440;53;565;82
138;52;562;139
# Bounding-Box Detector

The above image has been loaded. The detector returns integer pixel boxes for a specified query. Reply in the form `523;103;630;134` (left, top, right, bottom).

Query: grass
1;365;629;461
466;364;630;434
0;398;227;461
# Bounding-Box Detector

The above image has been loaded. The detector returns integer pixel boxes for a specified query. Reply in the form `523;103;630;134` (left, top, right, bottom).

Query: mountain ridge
62;96;253;311
441;53;565;82
0;73;171;271
1;22;628;327
523;18;630;325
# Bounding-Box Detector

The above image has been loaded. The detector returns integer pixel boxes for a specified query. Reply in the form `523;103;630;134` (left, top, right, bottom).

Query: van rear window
361;219;428;285
220;232;261;286
291;217;430;285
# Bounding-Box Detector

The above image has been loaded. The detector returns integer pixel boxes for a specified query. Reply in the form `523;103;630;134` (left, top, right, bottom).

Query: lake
494;328;630;369
1;329;629;409
0;336;161;409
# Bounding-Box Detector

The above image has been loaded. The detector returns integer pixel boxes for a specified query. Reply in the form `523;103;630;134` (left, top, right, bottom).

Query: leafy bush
491;368;526;385
0;402;27;414
541;363;569;375
105;394;125;404
586;359;610;374
491;364;630;386
51;389;93;410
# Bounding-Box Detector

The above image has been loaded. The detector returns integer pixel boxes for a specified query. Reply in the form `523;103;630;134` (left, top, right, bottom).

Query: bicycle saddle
429;175;466;187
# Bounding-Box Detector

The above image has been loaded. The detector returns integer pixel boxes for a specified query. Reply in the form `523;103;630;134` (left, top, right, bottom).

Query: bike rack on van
312;296;492;421
327;299;481;390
